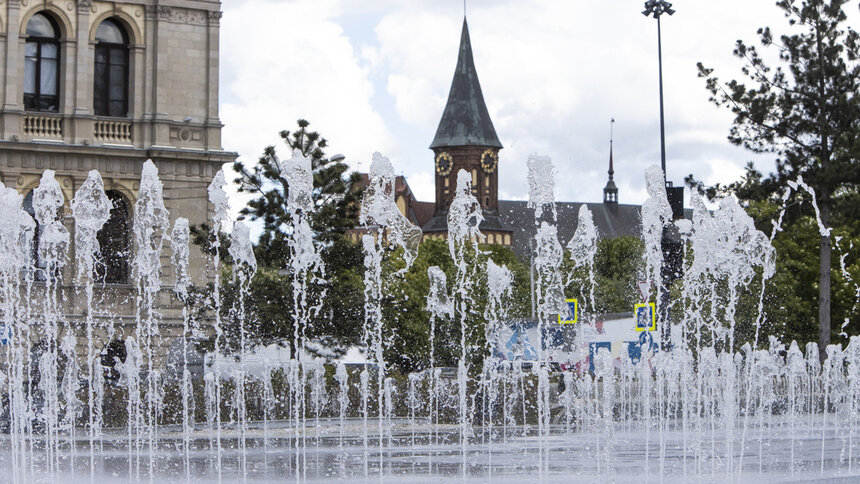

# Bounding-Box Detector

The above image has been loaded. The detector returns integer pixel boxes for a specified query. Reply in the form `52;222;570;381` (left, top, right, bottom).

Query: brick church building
360;18;643;261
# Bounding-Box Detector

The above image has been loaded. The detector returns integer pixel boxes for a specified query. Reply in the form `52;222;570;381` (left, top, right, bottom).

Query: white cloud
220;0;395;175
407;171;435;202
386;74;444;126
704;157;748;187
218;0;839;216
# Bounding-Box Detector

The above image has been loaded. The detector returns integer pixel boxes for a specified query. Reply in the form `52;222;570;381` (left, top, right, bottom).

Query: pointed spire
430;18;502;149
608;118;615;178
604;118;618;204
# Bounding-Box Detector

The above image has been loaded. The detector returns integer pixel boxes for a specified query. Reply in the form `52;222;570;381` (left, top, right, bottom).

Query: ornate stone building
0;0;234;364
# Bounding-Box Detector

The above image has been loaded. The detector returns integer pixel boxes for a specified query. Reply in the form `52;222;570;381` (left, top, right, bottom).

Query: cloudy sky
218;0;808;210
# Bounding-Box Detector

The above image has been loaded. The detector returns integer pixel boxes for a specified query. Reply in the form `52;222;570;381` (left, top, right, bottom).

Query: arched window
93;19;129;118
24;13;60;112
96;190;130;283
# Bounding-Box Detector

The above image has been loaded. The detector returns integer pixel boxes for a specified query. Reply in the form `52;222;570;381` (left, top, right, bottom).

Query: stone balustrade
23;113;63;139
94;119;133;144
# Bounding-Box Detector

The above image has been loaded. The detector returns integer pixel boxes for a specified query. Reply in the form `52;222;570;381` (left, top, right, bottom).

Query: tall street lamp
642;0;675;182
643;1;683;351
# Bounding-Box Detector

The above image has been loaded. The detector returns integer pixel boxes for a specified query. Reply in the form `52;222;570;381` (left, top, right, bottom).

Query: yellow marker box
558;298;578;325
634;302;656;332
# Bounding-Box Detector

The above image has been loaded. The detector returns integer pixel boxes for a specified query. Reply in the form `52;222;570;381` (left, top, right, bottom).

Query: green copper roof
430;18;502;150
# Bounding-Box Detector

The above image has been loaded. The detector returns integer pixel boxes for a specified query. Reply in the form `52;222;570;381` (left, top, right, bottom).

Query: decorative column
142;5;162;148
72;0;94;143
2;0;22;140
204;10;222;151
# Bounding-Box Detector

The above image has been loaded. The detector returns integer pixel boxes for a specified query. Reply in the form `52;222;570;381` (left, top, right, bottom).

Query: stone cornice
0;140;237;167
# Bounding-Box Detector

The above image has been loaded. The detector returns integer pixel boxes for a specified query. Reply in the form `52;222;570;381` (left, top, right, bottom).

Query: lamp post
642;0;674;183
643;1;682;351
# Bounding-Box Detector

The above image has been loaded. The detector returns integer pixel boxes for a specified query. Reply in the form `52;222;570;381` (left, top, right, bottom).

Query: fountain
0;151;859;483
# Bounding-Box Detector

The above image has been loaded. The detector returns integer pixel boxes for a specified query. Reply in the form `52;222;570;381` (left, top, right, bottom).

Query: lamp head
642;0;675;18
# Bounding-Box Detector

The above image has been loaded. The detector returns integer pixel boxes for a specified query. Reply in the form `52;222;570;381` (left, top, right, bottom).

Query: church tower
423;18;512;246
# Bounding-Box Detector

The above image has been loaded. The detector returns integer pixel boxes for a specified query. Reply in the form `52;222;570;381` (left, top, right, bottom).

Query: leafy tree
696;0;860;357
193;119;366;355
379;238;531;374
687;165;860;350
592;236;646;313
563;236;645;316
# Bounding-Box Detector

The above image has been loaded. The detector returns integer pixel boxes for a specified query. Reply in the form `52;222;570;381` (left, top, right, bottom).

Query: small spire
604;118;618;205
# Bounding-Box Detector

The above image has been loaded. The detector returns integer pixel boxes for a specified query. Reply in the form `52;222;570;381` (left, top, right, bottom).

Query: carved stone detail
171;8;186;24
144;5;217;26
144;5;170;21
170;127;201;143
208;11;222;26
186;10;207;25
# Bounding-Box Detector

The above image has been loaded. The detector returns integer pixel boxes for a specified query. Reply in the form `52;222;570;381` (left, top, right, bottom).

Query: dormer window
94;19;129;118
24;13;60;112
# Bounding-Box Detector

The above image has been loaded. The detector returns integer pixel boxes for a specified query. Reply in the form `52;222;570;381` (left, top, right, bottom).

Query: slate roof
498;201;644;261
421;212;512;234
430;18;502;150
355;170;685;264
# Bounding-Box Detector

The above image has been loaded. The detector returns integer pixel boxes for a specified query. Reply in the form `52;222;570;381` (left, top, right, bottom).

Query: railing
94;119;133;144
23;114;63;139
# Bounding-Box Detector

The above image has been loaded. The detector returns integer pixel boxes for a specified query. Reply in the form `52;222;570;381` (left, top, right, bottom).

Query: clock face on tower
480;149;498;174
435;152;453;176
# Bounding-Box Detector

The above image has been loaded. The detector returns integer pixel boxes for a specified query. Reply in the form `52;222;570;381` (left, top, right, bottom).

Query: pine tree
233;119;363;266
697;0;860;359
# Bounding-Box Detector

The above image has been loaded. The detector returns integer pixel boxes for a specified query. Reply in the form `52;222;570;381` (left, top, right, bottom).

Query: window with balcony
24;13;60;112
94;19;129;118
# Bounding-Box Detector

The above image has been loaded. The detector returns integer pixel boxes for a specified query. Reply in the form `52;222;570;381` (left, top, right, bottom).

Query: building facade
0;0;234;364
